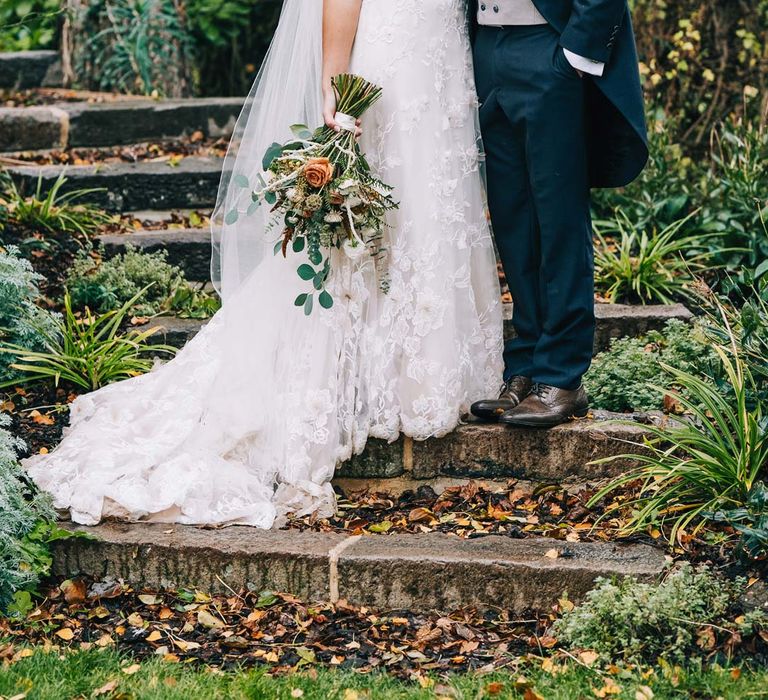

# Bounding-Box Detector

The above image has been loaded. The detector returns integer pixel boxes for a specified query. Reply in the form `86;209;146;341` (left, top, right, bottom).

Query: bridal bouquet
230;74;398;315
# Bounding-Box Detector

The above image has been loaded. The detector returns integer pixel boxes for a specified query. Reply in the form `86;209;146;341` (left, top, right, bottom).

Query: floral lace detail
25;0;504;528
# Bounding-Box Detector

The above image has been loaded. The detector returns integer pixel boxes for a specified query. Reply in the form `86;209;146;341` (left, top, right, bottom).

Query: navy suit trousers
474;24;596;390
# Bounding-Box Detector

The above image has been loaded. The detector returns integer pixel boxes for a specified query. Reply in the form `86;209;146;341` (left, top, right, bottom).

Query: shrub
0;413;55;614
66;247;185;316
553;565;767;665
0;0;61;52
699;114;768;292
589;318;768;545
0;246;59;385
585;320;715;413
0;290;176;392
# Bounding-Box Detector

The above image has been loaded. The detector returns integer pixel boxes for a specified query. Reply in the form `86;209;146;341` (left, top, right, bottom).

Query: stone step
0;97;244;151
142;299;692;356
6;157;223;211
52;522;666;613
0;50;61;89
340;411;654;483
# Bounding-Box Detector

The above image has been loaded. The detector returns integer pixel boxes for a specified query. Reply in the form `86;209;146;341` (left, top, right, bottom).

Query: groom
469;0;648;428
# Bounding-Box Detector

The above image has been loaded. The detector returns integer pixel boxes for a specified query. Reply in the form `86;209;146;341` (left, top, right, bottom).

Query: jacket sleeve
559;0;627;64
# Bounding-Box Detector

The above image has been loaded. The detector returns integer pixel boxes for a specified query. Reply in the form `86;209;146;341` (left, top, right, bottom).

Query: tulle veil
211;0;324;302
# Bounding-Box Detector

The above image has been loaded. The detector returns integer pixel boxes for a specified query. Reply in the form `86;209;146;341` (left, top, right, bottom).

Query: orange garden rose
303;158;334;188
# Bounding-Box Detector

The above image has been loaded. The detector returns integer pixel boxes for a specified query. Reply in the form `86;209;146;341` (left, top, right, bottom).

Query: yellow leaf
127;612;143;627
198;610;225;629
635;686;654;700
593;679;622;697
146;630;163;643
544;548;559;559
290;690;304;698
138;594;159;605
524;689;545;700
342;690;359;700
579;650;599;666
94;680;119;696
55;628;74;641
121;663;141;675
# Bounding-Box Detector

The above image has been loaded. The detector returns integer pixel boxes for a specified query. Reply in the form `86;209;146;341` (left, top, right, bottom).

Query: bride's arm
322;0;363;133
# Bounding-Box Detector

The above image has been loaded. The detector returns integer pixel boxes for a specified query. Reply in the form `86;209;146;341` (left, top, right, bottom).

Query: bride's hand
323;87;363;137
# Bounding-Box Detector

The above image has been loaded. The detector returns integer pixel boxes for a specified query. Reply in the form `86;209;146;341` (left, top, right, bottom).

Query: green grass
1;648;767;700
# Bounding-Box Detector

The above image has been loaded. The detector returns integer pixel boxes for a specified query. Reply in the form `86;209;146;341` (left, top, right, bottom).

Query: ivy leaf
224;209;239;225
262;142;283;170
232;173;250;188
297;264;315;281
319;290;334;309
294;293;308;307
304;294;314;316
292;236;306;253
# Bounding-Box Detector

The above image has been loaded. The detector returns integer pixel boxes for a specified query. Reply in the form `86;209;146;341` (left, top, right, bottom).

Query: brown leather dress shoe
470;376;533;421
499;383;589;428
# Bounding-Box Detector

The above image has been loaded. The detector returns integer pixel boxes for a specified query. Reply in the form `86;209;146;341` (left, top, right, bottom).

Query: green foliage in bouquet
553;565;767;665
0;246;59;385
0;290;176;392
585;320;716;413
230;75;398;316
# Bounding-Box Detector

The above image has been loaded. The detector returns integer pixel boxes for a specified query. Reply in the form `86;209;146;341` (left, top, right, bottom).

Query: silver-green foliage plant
0;246;59;384
585;320;717;412
0;413;55;613
553;565;767;664
66;247;185;316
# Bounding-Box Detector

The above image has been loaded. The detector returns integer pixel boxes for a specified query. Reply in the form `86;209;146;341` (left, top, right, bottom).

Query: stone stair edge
1;97;244;151
52;522;667;613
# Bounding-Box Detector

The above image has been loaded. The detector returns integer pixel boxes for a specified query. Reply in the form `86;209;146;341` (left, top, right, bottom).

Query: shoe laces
534;383;555;401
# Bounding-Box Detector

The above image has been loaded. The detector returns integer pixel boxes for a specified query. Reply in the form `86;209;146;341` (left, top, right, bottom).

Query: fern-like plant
0;246;59;385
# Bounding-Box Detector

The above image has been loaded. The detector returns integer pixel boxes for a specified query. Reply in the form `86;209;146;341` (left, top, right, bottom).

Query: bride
25;0;504;528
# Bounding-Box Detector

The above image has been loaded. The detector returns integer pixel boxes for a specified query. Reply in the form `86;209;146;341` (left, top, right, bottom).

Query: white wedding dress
25;0;504;528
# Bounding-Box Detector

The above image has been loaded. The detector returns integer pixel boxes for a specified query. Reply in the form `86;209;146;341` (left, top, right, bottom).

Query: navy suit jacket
469;0;648;188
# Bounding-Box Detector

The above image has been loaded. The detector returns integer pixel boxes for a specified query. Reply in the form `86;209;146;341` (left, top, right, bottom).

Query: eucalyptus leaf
232;173;250;188
292;236;306;253
290;124;313;140
262;142;283;171
246;201;261;216
224;209;239;225
304;294;314;316
264;191;277;205
319;290;334;309
294;293;308;307
297;264;315;281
